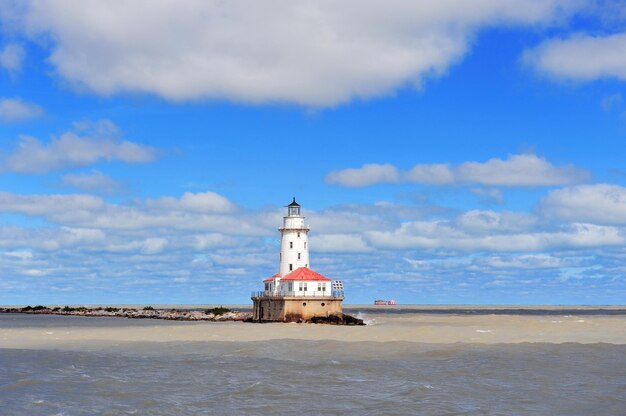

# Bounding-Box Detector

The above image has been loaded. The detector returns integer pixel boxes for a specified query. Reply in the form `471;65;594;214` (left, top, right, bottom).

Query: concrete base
252;296;343;322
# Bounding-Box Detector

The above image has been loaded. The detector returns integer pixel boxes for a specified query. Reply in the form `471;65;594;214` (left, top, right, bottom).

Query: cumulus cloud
405;163;455;184
1;119;156;173
0;190;252;234
540;184;626;225
0;192;104;216
148;191;236;213
0;43;24;73
365;219;625;252
455;210;537;233
1;192;625;303
0;97;43;123
327;154;590;187
471;188;504;205
4;250;33;261
4;0;581;107
456;154;589;186
60;171;124;194
481;254;569;269
524;32;626;81
326;164;400;187
141;238;167;255
311;234;372;253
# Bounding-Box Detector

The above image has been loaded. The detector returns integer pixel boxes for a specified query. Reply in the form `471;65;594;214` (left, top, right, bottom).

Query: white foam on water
576;320;585;323
356;312;376;326
476;329;492;333
551;320;563;323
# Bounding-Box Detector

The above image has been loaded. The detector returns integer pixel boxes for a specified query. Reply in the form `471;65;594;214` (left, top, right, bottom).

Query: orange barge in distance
374;299;396;305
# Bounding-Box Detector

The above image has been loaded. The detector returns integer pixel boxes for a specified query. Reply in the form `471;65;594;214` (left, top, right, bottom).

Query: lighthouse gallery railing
251;290;344;298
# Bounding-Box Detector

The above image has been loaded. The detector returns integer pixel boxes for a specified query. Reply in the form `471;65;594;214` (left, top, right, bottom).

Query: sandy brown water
1;310;625;415
1;312;625;350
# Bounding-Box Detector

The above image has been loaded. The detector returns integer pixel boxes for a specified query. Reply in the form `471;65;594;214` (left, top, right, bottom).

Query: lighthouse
279;198;310;276
252;198;344;322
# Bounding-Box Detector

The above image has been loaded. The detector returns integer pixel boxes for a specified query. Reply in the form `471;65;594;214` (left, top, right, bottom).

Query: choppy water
1;315;625;415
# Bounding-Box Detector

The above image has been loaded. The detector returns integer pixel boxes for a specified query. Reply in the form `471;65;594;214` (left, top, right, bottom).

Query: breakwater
0;305;364;324
0;306;251;322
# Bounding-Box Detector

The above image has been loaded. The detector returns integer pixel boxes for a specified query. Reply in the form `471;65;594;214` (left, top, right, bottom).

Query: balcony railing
251;290;344;298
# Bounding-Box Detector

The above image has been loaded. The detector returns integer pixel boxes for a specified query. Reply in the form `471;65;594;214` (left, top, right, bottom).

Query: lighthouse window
289;264;293;271
289;242;293;249
297;232;300;238
304;242;307;249
297;253;301;260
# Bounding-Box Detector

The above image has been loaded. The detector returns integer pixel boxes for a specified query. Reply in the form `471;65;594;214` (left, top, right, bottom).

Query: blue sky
1;0;626;305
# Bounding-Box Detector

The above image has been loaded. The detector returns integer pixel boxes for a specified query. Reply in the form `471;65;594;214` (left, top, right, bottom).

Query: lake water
1;313;625;415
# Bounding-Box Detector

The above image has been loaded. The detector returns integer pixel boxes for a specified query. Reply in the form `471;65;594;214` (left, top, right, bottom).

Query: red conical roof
280;267;331;282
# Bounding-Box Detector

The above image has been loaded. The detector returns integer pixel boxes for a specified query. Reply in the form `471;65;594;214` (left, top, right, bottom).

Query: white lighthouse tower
279;198;310;276
252;198;344;322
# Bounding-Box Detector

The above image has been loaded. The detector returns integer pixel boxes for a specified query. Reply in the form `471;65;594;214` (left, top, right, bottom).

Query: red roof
280;267;331;282
263;273;280;283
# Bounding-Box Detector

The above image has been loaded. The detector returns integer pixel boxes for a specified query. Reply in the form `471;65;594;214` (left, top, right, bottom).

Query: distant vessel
374;299;396;305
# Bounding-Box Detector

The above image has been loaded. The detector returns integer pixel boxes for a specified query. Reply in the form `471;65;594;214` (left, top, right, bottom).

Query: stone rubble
1;306;365;325
0;307;252;322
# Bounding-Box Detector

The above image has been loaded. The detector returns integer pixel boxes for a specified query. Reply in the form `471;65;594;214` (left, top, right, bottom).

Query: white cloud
326;163;399;187
4;250;33;261
148;191;236;213
141;238;167;255
471;188;504;204
1;193;625;303
311;234;372;253
0;192;104;216
524;32;626;81
0;97;43;123
60;171;124;194
0;190;257;235
482;254;568;269
456;154;589;186
455;210;537;233
6;0;581;107
0;43;24;73
365;216;625;252
540;184;626;225
327;154;589;188
405;163;455;184
2;120;156;173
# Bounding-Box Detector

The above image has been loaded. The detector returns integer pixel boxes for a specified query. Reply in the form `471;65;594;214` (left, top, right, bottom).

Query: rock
308;313;365;326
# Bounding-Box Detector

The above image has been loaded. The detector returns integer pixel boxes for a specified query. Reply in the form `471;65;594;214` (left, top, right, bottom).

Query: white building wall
277;280;332;296
279;215;310;277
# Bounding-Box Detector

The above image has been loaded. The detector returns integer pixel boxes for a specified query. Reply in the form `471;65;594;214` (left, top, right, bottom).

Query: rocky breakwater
3;306;366;325
0;305;252;322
